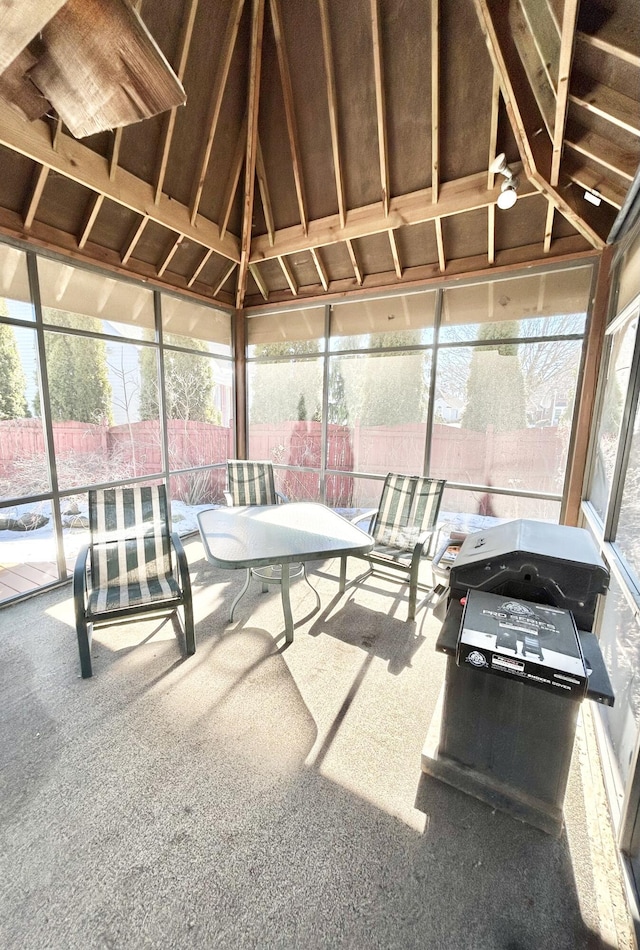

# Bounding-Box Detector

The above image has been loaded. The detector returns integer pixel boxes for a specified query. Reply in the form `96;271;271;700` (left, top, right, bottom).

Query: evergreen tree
359;330;427;425
461;321;527;431
0;322;28;419
38;312;112;423
327;363;348;425
249;340;322;424
297;393;307;421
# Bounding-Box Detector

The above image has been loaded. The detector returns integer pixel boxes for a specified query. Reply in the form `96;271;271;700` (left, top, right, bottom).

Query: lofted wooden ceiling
0;0;638;311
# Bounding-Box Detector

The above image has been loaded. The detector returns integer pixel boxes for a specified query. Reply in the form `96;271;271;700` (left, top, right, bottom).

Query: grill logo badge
501;600;534;615
466;650;488;668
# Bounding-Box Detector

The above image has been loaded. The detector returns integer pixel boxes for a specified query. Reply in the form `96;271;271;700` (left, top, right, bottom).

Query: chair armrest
275;491;289;504
171;532;193;600
351;508;378;531
224;491;233;506
73;544;90;621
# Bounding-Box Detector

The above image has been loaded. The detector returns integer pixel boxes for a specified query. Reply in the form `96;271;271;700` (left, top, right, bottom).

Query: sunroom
1;0;640;946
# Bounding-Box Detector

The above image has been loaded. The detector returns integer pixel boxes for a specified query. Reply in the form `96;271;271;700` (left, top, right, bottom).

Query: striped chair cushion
88;485;178;614
227;460;277;505
372;474;445;553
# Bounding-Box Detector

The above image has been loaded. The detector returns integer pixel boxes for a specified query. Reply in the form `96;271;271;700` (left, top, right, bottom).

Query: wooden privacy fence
250;421;568;505
0;418;232;503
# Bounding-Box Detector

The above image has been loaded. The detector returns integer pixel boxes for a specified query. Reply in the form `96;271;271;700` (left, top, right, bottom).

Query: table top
197;502;374;569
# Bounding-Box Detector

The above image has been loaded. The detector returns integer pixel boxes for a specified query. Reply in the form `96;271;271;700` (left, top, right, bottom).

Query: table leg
281;562;294;643
230;568;251;622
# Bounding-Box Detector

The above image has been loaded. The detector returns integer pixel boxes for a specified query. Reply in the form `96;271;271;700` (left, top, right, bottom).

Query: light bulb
497;181;518;209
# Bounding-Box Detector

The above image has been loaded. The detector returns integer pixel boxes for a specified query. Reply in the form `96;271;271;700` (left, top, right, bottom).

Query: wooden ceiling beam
235;0;265;309
569;75;640;137
387;229;402;279
550;0;579;187
78;193;105;249
121;215;150;265
277;255;298;295
23;164;50;231
251;167;535;261
471;0;610;249
157;234;183;277
434;218;445;273
565;128;637;182
212;261;237;298
269;0;308;234
318;0;346;228
562;156;628;210
256;136;275;246
487;70;500;264
220;114;248;240
189;0;246;225
187;248;214;288
371;0;389;215
107;0;141;182
154;0;199;203
576;30;640;70
543;197;554;253
508;0;555;139
249;262;269;300
518;0;560;90
0;101;240;262
310;247;328;291
345;239;363;286
431;0;439;204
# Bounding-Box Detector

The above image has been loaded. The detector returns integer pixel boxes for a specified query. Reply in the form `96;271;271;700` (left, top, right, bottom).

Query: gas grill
421;519;614;836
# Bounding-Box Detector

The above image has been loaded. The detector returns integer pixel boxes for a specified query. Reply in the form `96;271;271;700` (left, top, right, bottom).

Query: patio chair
73;484;195;678
340;473;446;622
225;459;287;506
224;459;308;610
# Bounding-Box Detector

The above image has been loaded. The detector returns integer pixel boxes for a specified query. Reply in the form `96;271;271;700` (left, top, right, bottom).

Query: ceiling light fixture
489;153;519;210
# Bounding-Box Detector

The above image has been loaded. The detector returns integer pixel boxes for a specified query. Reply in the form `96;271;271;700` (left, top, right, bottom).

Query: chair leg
183;597;196;656
407;556;422;622
76;617;93;678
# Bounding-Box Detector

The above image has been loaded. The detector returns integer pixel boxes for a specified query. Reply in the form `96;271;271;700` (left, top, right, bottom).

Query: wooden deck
0;561;61;602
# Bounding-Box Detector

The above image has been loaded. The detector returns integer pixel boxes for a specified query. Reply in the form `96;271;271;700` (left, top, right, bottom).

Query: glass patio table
197;502;374;642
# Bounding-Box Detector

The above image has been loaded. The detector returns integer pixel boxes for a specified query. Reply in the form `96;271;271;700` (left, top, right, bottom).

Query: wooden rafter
121;215;149;265
212;261;237;297
189;0;246;225
562;157;627;210
431;0;439;203
387;229;402;279
78;193;105;249
235;0;265;309
318;0;346;228
487;69;500;264
569;74;640;137
471;0;610;249
249;262;269;300
434;218;445;273
269;0;308;233
310;247;328;291
543;197;554;253
0;101;240;262
23;164;50;231
154;0;199;203
187;248;213;288
565;129;636;182
550;0;579;187
251;167;534;262
371;0;389;214
576;30;640;70
157;234;183;277
518;0;559;91
345;239;363;286
277;256;297;295
256;136;275;246
220;114;248;240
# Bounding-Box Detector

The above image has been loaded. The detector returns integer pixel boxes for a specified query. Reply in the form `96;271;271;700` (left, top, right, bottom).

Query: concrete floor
0;535;636;949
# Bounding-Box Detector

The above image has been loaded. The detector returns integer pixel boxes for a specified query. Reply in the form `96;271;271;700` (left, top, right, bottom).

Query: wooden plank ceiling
0;0;637;311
